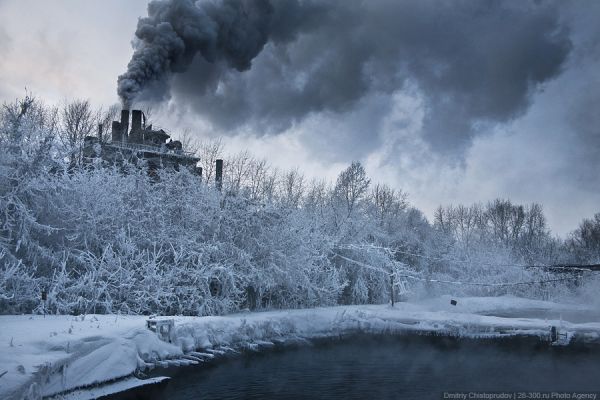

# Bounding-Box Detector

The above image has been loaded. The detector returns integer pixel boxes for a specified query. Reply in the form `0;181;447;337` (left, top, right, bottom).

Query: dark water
156;335;600;400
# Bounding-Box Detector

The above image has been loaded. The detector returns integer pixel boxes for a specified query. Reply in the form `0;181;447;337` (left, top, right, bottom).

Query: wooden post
390;271;395;307
41;289;47;318
215;159;223;191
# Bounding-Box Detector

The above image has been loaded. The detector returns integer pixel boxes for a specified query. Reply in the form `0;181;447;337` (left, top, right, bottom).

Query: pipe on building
111;121;121;142
120;110;130;142
131;110;142;133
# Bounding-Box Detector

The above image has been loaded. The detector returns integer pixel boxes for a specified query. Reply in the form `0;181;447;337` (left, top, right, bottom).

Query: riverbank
1;296;599;399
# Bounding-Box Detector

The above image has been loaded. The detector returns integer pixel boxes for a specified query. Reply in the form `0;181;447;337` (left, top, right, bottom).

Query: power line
337;243;598;272
338;243;523;267
332;249;583;288
331;252;393;275
396;274;581;287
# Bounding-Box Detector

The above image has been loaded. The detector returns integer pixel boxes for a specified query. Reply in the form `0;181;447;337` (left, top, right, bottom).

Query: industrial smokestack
120;110;130;142
111;121;121;142
98;123;103;141
131;110;142;133
215;159;223;191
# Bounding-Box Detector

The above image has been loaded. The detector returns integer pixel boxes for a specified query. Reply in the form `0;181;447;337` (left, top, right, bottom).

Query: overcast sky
0;0;598;236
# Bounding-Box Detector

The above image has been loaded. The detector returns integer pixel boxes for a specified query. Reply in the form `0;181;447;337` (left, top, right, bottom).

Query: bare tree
175;128;200;154
455;204;481;250
198;138;224;184
141;104;155;127
523;204;547;240
97;104;120;142
433;205;454;235
304;179;329;216
279;168;305;208
371;183;407;228
224;150;252;194
59;99;97;168
261;168;279;204
334;161;371;217
246;158;269;201
568;213;600;262
486;199;514;245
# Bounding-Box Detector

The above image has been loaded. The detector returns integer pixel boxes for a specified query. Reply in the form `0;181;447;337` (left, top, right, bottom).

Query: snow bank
0;315;179;399
1;296;599;399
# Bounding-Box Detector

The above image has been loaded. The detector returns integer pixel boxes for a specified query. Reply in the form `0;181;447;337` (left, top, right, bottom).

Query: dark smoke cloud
117;0;326;106
119;0;571;154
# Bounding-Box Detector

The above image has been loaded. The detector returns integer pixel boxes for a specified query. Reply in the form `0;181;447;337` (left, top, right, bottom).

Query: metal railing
105;141;197;158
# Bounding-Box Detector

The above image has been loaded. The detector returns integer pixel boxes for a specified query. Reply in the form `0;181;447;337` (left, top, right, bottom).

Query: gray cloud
121;0;572;156
0;0;593;236
0;25;11;57
564;85;600;188
368;5;600;236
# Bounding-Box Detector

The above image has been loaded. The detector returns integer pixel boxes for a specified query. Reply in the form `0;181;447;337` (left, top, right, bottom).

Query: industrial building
83;109;201;175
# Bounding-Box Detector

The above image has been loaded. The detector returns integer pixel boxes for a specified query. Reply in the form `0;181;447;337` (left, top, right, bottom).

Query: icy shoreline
1;296;599;400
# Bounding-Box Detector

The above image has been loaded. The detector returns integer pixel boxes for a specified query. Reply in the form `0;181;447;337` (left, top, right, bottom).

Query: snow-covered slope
1;296;599;400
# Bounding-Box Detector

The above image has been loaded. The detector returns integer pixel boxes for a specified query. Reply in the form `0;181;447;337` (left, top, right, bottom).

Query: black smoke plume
118;0;323;107
118;0;571;153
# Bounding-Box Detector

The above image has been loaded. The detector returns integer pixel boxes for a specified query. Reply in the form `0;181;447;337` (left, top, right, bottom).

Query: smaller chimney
215;159;223;191
131;110;142;133
111;121;121;142
120;110;129;142
97;123;103;141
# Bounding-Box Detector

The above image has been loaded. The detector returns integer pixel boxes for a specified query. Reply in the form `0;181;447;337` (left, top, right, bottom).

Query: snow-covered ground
1;296;599;400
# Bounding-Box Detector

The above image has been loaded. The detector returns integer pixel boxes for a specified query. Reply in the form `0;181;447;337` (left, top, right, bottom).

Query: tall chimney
97;123;103;141
215;159;223;191
131;110;142;133
111;121;121;142
120;110;129;142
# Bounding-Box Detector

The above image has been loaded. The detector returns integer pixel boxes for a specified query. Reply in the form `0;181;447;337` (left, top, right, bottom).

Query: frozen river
160;335;600;399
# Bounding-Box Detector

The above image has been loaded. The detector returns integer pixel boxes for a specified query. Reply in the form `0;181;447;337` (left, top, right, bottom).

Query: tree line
0;95;598;315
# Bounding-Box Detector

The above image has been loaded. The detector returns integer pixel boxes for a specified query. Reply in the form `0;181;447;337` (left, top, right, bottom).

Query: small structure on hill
146;318;175;343
83;109;201;175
